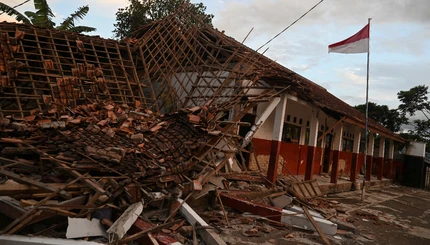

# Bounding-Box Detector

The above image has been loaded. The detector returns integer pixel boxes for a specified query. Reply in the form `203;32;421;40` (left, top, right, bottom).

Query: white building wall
406;142;426;157
254;101;275;141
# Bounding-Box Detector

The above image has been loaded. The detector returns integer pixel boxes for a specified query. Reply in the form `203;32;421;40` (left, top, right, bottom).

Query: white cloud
0;14;19;23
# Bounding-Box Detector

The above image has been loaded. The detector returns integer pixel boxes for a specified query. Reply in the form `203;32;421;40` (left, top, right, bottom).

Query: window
342;138;354;152
282;123;301;143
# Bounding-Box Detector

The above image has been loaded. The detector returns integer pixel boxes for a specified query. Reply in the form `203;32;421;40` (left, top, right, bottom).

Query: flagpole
361;18;371;202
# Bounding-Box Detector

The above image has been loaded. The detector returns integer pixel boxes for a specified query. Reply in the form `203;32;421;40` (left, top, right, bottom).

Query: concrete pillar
330;123;343;184
376;137;385;180
350;126;361;182
386;139;394;178
267;94;287;183
299;123;307;145
365;132;375;181
305;110;319;180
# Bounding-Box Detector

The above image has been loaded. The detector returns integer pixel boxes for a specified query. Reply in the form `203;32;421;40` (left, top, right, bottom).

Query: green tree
397;85;430;120
397;85;430;149
113;0;214;39
0;0;96;33
354;102;407;132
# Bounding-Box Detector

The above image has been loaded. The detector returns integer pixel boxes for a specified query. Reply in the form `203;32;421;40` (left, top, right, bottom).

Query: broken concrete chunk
66;217;107;239
270;195;293;208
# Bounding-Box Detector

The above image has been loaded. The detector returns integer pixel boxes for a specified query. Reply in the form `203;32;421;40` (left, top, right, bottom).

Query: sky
1;0;429;118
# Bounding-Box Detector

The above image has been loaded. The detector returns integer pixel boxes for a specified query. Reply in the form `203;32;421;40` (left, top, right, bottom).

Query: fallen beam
0;195;87;225
178;198;226;245
303;206;331;245
0;181;87;196
0;169;71;199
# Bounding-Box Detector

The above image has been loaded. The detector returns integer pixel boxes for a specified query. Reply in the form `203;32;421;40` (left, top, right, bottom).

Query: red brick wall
253;138;322;175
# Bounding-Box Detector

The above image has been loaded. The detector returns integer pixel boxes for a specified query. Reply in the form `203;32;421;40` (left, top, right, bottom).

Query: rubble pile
0;100;341;245
0;100;238;244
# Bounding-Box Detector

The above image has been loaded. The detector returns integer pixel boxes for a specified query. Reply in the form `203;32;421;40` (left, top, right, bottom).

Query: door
322;134;333;173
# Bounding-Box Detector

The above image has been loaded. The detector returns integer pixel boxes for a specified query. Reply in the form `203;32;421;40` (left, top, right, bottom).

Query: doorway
322;134;333;173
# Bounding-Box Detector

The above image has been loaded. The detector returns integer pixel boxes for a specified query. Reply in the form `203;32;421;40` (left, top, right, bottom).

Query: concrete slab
281;208;337;235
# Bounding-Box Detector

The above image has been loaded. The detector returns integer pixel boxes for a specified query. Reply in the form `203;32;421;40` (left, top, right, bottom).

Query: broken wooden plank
303;206;331;245
178;198;227;245
0;169;71;199
119;220;181;244
0;175;86;235
130;218;183;245
0;181;86;196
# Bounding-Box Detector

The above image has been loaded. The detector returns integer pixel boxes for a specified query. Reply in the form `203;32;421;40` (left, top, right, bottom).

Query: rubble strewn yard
214;185;430;245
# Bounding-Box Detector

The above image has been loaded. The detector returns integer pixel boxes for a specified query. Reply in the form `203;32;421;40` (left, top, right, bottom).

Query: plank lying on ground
21;144;107;196
0;169;71;199
130;218;183;245
0;195;87;225
178;198;227;245
0;182;87;196
303;206;331;245
119;220;182;244
0;175;86;235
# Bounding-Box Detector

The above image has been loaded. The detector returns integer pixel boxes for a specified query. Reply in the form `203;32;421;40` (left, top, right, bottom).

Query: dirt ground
216;185;430;245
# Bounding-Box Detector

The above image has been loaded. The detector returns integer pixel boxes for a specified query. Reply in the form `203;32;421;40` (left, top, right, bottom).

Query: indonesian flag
328;24;369;54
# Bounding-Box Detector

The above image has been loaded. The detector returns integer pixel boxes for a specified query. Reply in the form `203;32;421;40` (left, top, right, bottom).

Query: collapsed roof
0;5;403;142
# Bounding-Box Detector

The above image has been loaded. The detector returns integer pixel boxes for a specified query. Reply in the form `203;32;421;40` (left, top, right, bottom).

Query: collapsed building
0;5;406;245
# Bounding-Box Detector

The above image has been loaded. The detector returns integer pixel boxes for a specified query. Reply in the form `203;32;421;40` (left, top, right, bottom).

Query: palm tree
0;0;96;34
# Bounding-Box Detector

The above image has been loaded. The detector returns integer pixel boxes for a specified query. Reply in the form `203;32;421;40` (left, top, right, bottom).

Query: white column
272;95;287;142
308;110;319;147
367;133;375;156
267;94;288;182
332;124;344;151
388;139;394;159
352;127;361;154
299;123;307;145
378;136;385;158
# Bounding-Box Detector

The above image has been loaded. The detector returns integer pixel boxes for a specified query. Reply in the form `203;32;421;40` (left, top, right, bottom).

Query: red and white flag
328;24;369;54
